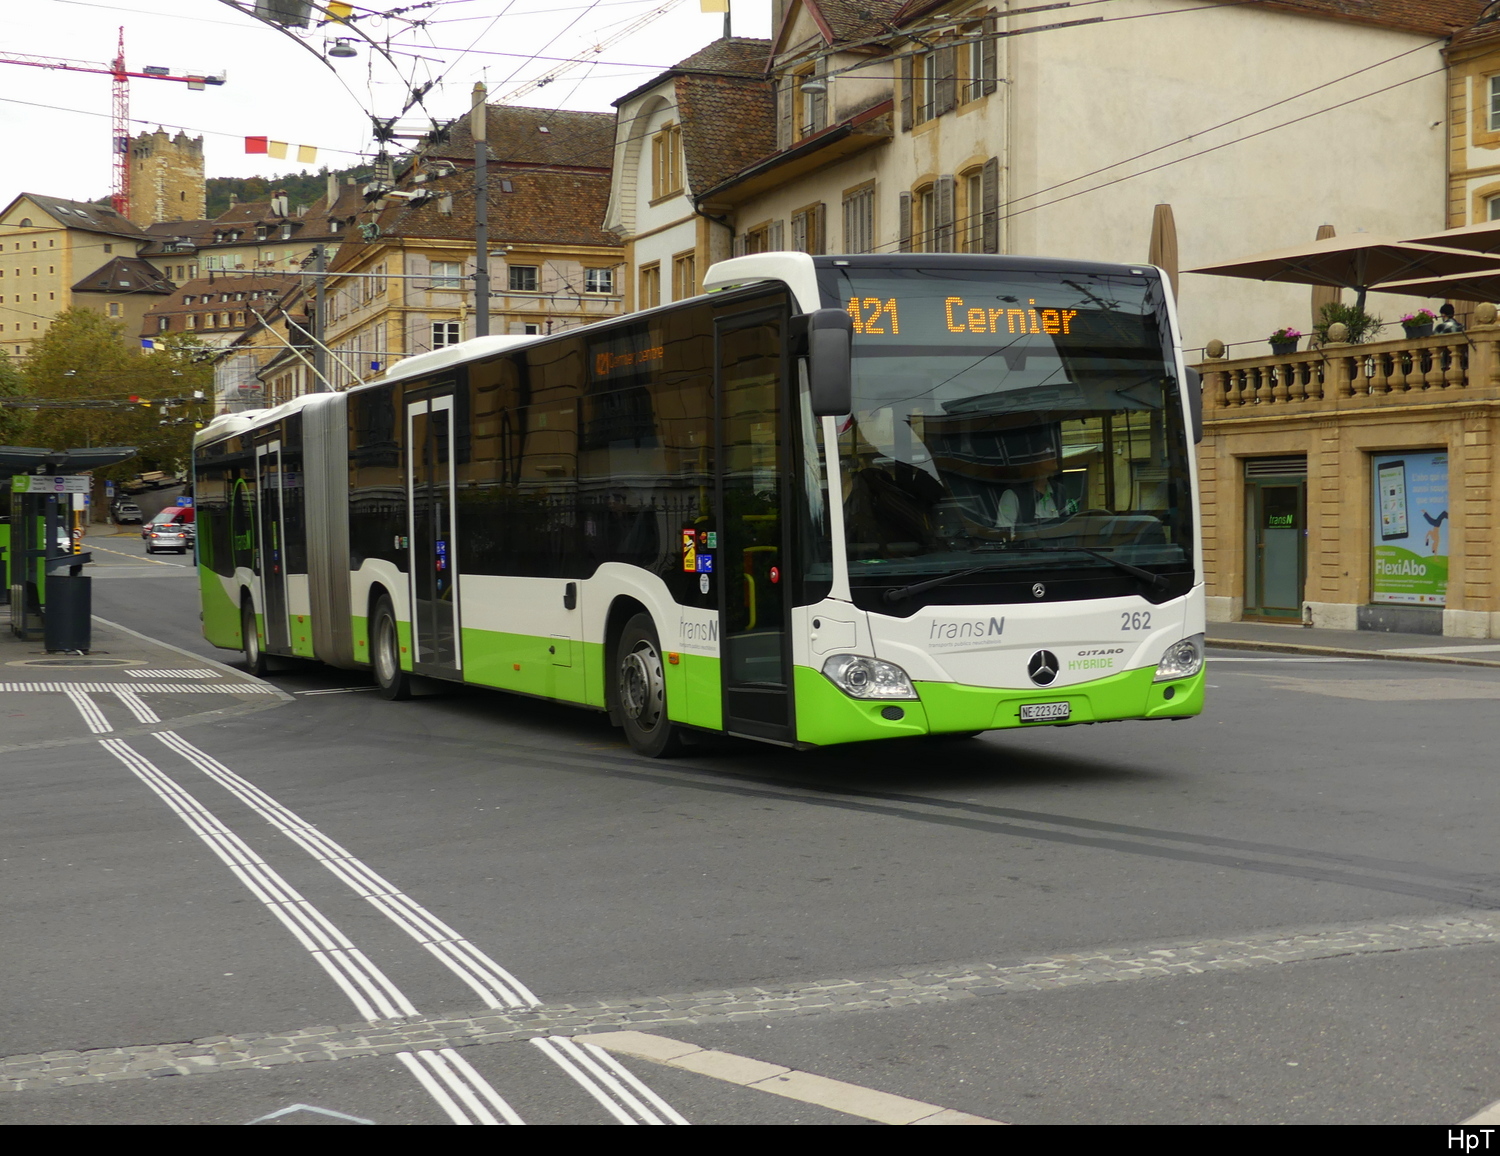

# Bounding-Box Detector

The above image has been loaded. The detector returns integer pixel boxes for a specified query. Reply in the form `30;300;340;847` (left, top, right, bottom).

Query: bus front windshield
825;265;1193;596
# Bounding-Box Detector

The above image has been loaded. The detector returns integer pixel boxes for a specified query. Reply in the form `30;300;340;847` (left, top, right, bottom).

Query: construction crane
497;0;687;104
0;28;224;220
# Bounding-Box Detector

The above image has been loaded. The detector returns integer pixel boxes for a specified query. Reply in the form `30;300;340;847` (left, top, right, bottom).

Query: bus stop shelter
1;445;136;649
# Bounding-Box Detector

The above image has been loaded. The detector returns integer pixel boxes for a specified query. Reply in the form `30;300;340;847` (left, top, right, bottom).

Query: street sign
11;475;89;494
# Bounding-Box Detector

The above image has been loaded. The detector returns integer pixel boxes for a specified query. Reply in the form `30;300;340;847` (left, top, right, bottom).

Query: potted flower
1401;309;1436;337
1269;327;1301;356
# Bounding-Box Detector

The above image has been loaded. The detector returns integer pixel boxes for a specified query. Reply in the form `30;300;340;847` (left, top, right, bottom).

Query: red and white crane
0;27;224;219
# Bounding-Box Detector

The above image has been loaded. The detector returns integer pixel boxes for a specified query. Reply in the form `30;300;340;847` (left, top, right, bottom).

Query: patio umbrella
1148;203;1178;299
1402;219;1500;254
1310;224;1341;330
1373;268;1500;304
1186;233;1500;311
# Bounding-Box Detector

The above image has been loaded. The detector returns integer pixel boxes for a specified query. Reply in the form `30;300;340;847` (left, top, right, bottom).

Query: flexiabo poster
1371;451;1448;606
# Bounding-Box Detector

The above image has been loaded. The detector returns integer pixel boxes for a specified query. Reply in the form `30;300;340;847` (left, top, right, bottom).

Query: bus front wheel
616;614;684;758
372;596;412;701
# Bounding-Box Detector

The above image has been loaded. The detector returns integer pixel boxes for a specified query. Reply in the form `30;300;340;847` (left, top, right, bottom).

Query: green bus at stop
193;252;1206;756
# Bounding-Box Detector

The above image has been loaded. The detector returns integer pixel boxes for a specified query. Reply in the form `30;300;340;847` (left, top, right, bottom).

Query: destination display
845;296;1082;338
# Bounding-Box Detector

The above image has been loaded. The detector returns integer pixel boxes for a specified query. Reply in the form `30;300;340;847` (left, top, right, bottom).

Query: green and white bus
193;253;1205;756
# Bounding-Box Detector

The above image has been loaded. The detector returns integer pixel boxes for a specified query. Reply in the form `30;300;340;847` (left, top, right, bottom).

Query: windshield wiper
881;546;1166;605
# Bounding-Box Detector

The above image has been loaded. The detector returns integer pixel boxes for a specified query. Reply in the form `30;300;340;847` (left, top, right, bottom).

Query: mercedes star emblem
1031;582;1046;599
1028;650;1060;686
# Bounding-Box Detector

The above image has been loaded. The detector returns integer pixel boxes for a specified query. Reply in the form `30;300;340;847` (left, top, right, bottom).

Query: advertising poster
1371;451;1448;606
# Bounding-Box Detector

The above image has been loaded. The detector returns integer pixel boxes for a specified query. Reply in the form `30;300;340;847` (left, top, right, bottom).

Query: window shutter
811;202;826;255
791;210;808;253
769;219;785;251
777;80;795;150
733;233;747;257
936;46;958;116
899;192;912;252
899;57;913;132
934;175;956;252
982;157;1001;254
982;13;999;97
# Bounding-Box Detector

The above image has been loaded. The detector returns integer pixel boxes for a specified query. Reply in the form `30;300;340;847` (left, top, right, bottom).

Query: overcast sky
2;0;773;209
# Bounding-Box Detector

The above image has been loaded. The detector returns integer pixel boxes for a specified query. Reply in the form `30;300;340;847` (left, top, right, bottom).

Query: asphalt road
2;529;1497;1125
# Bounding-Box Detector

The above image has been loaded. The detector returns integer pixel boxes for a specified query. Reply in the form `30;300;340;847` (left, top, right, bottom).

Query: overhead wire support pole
472;82;490;340
313;245;329;392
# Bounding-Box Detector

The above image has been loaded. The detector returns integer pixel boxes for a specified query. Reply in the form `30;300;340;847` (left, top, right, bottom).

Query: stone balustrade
1196;303;1500;417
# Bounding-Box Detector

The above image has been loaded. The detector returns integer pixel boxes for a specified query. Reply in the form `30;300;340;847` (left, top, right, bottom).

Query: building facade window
584;267;615;294
795;67;826;139
522;323;541;335
671;250;697;301
962;168;985;252
1490;75;1500;133
430;261;462;289
651;122;684;200
790;204;826;255
108;302;120;317
639;262;662;309
508;265;539;292
432;320;461;348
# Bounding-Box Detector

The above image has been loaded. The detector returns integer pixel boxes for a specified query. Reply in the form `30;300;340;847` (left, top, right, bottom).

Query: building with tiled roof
230;103;626;397
605;38;775;311
142;273;299;350
0;193;152;356
68;256;175;339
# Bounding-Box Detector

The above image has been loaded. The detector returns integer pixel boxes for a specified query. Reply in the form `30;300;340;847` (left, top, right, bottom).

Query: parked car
145;524;191;555
111;500;143;524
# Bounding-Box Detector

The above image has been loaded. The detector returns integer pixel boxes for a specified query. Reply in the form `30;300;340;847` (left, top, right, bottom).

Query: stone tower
128;129;206;226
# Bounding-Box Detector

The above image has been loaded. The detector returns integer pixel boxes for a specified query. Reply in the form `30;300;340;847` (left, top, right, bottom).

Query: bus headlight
1154;634;1204;682
822;654;918;700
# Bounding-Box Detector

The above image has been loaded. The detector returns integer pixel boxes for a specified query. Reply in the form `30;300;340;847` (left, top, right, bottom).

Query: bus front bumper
792;663;1206;747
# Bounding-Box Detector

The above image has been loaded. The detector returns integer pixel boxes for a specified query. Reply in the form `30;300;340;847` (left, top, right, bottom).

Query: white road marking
96;737;525;1125
0;682;276;695
154;730;539;1009
145;730;689;1125
110;687;160;724
63;689;112;733
124;669;221;679
581;1031;1002;1125
295;687;379;696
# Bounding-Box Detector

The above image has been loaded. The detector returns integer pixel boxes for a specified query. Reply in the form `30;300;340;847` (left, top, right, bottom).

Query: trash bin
43;573;91;653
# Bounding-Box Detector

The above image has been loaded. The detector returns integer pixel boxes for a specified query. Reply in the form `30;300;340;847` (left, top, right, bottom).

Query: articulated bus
193;253;1205;756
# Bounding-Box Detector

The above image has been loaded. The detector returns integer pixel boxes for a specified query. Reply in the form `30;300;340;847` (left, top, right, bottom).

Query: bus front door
716;309;793;742
406;390;462;675
255;440;290;653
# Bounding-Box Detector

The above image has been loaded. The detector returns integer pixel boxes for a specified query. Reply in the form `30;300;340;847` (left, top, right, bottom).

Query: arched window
17;217;31;227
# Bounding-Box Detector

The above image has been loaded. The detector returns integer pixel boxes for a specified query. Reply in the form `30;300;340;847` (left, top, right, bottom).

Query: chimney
229;193;238;205
327;172;339;205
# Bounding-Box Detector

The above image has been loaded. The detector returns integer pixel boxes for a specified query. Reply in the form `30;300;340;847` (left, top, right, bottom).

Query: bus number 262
1121;612;1151;631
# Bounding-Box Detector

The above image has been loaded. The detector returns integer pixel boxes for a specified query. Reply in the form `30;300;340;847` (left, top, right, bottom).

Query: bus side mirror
807;308;853;417
1184;366;1203;444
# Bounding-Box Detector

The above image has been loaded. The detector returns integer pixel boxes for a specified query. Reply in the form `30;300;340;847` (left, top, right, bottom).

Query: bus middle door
405;387;462;676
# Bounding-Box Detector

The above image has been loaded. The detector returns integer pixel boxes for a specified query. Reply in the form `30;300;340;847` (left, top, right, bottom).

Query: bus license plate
1020;702;1071;723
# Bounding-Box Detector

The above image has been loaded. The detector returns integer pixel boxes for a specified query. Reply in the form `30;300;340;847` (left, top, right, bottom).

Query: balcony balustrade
1195;303;1500;418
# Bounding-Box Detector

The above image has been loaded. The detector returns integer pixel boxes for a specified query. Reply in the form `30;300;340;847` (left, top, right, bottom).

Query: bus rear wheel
372;596;412;701
241;599;268;678
616;614;684;758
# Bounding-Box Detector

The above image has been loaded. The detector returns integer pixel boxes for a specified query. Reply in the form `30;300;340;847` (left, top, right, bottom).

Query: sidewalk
0;604;289;753
1206;619;1500;669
